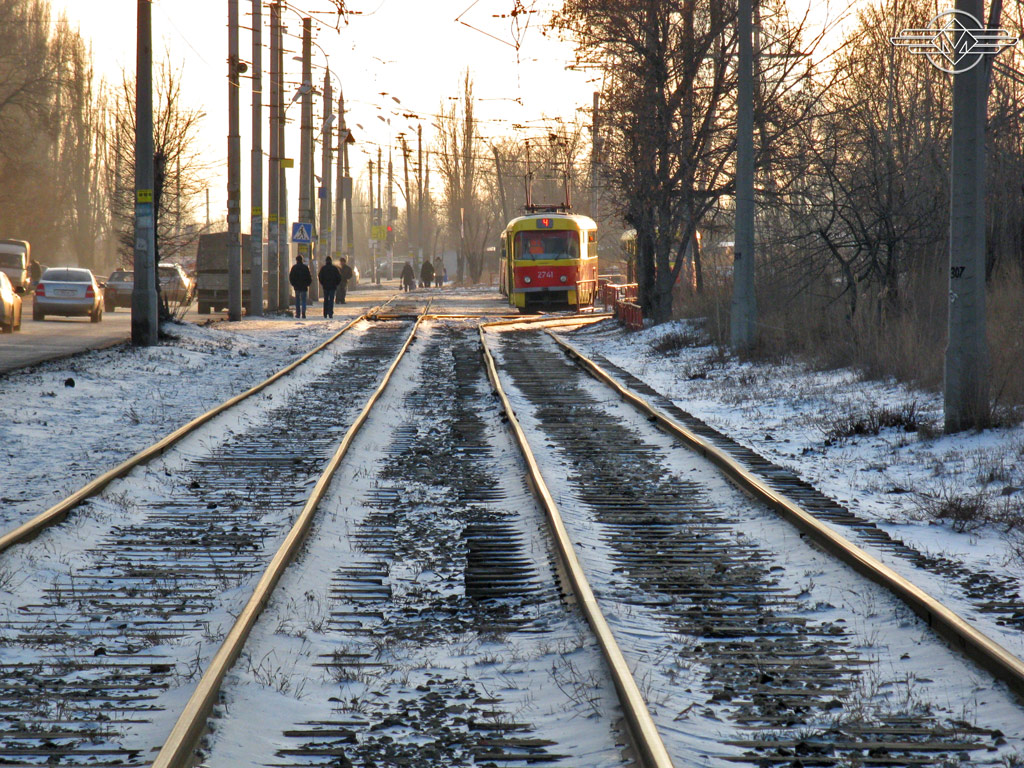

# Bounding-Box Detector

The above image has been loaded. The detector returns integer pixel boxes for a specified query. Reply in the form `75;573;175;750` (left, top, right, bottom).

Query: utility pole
249;0;263;316
492;144;510;224
227;0;242;321
369;158;376;283
417;125;424;268
401;135;411;266
945;0;990;431
319;70;333;282
277;13;290;311
132;0;157;345
266;0;280;312
387;148;394;280
590;91;600;229
343;100;354;261
731;0;756;350
377;147;382;283
299;18;315;303
334;87;345;260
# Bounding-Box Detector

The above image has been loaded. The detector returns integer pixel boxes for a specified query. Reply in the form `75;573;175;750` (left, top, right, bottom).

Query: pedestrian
29;258;41;286
337;256;354;304
420;258;434;289
442;266;448;286
318;256;342;318
434;257;444;288
400;261;415;292
289;254;312;318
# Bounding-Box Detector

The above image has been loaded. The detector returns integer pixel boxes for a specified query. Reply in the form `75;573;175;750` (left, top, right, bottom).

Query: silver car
33;267;104;322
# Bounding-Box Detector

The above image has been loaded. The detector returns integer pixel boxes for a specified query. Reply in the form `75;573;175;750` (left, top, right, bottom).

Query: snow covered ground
563;318;1024;659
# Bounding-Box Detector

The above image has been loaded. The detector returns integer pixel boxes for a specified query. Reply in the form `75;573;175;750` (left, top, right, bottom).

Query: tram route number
951;266;966;279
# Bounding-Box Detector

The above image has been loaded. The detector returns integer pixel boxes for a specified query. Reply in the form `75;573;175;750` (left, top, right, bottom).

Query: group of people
288;253;448;316
288;254;353;319
401;257;445;292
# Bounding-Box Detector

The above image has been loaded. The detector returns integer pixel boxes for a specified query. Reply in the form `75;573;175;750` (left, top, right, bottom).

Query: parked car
0;271;22;332
158;262;194;305
104;269;134;311
33;267;103;322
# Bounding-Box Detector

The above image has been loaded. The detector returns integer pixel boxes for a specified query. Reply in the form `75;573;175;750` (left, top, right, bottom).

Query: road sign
371;225;387;242
292;222;313;243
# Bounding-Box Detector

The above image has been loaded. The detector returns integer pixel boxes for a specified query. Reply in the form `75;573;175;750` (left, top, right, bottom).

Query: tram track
2;310;1023;766
0;314;417;766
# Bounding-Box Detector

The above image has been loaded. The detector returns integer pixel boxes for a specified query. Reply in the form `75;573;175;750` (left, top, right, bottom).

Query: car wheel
33;306;43;321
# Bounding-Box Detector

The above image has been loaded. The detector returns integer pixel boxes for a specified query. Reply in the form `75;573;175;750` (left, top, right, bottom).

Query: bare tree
107;57;210;267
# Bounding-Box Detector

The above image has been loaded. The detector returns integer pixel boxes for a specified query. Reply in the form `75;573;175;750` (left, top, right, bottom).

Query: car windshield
42;268;92;283
110;271;133;282
514;230;580;261
0;253;24;268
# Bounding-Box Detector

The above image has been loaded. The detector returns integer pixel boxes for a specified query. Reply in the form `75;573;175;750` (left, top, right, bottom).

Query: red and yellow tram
499;211;598;312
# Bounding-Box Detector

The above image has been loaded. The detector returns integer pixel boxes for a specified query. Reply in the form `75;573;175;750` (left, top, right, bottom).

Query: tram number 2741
537;270;555;279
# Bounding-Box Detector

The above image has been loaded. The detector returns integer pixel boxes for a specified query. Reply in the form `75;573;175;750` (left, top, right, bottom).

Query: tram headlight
524;276;532;284
560;275;568;283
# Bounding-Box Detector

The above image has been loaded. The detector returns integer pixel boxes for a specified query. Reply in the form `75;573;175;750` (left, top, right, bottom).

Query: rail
0;308;390;556
479;323;676;768
152;315;424;768
547;330;1024;703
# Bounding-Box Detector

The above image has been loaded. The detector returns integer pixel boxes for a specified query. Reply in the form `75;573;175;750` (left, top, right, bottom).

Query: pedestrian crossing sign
291;222;313;243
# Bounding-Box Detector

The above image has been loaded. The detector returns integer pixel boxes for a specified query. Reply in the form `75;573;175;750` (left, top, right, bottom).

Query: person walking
337;256;354;304
400;261;415;292
434;256;444;288
420;259;434;289
289;254;312;318
318;256;342;318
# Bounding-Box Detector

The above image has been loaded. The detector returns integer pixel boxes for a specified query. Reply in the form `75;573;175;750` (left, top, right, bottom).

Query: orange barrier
618;301;643;330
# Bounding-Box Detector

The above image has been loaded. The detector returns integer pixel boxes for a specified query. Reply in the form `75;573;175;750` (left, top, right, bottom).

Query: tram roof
504;212;597;233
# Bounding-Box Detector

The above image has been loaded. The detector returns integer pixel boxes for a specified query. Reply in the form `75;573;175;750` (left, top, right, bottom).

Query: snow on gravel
0;317;345;531
562;318;1024;658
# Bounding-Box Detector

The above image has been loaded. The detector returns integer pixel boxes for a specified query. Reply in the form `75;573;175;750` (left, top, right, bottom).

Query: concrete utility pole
249;0;263;316
369;158;376;283
387;149;394;279
276;13;290;311
417;125;424;267
319;70;333;279
591;91;600;227
227;0;242;321
132;0;158;346
731;0;757;351
945;0;990;431
266;1;280;312
342;94;354;261
401;135;411;266
299;18;315;303
334;88;345;260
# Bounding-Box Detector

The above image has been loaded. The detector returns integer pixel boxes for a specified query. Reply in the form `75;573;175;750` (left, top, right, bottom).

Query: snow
1;307;1022;764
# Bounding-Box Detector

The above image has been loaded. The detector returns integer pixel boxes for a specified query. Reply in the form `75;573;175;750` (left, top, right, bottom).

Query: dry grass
672;262;1024;419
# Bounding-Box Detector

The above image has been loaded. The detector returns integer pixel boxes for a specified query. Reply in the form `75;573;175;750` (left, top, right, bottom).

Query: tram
499;209;598;312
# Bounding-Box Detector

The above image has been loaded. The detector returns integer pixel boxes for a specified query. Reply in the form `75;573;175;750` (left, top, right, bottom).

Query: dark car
33;267;103;322
104;269;134;311
0;271;22;332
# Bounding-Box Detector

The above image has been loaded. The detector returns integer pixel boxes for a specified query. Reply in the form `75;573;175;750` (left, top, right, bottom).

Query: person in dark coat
434;257;444;288
337;257;354;304
401;262;415;292
420;259;434;289
289;254;312;318
318;256;342;318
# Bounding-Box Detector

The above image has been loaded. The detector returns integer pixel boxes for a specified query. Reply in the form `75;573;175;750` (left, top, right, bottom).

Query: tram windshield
515;230;579;261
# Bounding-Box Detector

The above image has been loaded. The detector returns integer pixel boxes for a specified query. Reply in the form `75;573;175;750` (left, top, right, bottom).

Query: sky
51;0;603;230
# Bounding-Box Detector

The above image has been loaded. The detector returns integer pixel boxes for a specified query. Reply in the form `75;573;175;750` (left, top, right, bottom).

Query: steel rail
152;315;424;768
548;330;1024;702
0;311;385;556
478;325;676;768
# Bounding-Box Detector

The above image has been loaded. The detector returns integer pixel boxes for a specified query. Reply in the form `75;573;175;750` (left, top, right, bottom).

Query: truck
0;239;31;293
196;232;265;314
